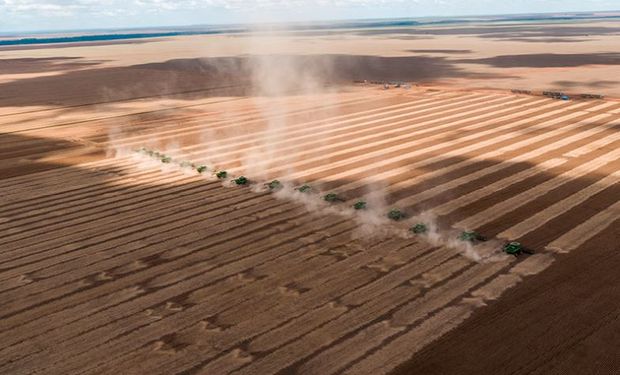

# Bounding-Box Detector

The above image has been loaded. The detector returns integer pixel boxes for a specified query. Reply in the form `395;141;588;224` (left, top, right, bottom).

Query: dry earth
1;85;619;374
1;20;619;375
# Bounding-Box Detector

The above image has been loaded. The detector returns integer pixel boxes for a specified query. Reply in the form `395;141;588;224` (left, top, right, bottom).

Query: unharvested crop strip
409;115;619;216
279;99;586;182
456;147;620;230
389;119;614;210
432;158;568;216
176;92;479;161
109;92;402;148
221;96;535;176
157;93;472;168
563;130;620;158
320;99;580;194
1;87;327;134
545;199;620;253
498;169;620;240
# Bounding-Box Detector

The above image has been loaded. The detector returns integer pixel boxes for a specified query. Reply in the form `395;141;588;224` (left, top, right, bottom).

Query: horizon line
1;9;619;36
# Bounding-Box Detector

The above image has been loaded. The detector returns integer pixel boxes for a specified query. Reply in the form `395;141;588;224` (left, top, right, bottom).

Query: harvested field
1;85;619;375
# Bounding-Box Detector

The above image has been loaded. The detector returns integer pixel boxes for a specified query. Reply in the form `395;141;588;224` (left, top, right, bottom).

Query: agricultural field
1;85;619;374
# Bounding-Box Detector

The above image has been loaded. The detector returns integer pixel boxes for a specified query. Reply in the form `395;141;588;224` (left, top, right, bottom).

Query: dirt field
1;20;619;375
1;83;619;374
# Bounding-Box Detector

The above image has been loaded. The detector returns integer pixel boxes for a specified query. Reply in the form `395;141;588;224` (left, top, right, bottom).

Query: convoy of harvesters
137;146;534;257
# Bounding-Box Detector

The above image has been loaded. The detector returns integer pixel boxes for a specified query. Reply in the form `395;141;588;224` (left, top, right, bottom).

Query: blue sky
0;0;618;32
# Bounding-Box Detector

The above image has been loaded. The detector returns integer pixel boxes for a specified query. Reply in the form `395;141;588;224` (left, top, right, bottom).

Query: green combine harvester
234;176;249;185
458;230;486;243
180;161;194;169
324;193;345;203
353;201;367;210
216;171;228;179
267;180;282;190
410;223;428;234
161;156;172;163
387;209;405;221
296;185;312;193
196;165;207;174
502;241;534;256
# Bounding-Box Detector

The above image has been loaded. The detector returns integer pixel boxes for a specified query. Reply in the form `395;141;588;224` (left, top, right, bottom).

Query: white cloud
0;0;617;31
0;0;615;17
0;0;411;13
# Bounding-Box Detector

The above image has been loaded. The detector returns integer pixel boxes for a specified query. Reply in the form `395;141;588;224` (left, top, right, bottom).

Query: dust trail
404;211;508;263
132;144;509;262
351;181;393;240
108;25;508;261
234;40;339;180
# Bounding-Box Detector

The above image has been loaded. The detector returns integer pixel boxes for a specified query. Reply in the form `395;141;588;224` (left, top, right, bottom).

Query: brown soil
1;21;619;374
